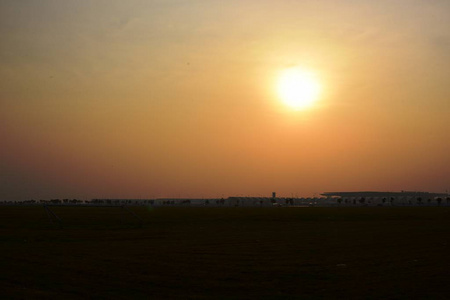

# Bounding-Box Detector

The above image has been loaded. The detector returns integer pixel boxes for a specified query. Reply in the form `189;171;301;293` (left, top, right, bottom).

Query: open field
1;206;450;299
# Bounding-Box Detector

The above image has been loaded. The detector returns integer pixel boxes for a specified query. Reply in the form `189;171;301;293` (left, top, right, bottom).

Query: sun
277;68;321;110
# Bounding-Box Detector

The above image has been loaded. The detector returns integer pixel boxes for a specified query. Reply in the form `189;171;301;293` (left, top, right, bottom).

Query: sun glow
277;68;321;110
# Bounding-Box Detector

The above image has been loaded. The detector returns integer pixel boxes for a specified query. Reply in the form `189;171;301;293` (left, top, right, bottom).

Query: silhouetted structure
321;191;448;198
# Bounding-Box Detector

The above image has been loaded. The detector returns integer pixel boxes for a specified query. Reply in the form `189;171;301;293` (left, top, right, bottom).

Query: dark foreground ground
1;206;450;299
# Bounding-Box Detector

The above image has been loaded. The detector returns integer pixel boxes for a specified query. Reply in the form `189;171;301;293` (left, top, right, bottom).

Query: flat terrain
1;206;450;299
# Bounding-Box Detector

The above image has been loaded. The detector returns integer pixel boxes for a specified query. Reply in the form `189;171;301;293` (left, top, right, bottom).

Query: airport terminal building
321;191;449;206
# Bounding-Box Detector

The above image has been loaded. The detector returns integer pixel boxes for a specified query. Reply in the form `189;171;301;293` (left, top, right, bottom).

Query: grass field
1;206;450;299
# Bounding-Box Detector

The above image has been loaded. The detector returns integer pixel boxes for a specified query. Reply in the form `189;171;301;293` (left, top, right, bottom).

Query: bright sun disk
277;68;321;110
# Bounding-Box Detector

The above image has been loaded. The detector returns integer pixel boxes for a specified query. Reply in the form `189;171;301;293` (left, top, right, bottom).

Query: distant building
321;191;448;198
321;191;449;206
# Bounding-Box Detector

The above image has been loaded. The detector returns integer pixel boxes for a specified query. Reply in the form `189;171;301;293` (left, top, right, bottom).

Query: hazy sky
1;0;449;200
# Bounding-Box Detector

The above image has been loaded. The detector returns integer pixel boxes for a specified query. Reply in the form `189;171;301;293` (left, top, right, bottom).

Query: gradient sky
1;0;449;201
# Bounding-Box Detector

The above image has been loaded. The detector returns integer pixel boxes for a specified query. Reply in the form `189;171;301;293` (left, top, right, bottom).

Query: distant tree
359;197;365;205
390;197;395;206
427;198;432;206
337;198;343;205
417;197;422;206
437;198;442;206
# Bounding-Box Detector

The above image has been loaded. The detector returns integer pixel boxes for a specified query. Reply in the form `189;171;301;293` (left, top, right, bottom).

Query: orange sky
1;1;449;200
